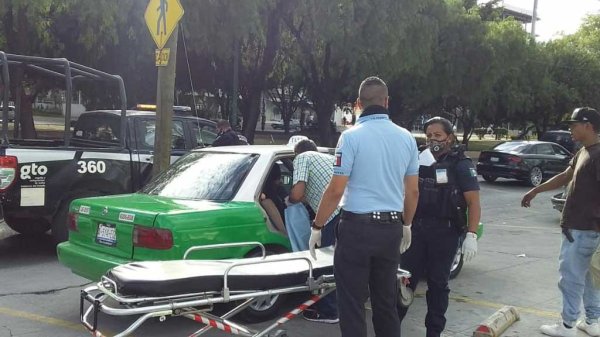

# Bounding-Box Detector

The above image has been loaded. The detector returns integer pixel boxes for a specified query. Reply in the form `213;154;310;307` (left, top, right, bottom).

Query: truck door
132;117;188;188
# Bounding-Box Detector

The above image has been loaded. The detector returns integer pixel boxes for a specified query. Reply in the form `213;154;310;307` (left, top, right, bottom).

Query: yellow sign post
144;0;184;50
144;0;183;177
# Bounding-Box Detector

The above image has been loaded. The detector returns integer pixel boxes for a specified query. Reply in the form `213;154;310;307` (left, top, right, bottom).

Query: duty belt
341;210;403;224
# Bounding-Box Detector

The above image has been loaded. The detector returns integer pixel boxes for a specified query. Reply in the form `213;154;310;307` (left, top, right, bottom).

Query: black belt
341;210;403;224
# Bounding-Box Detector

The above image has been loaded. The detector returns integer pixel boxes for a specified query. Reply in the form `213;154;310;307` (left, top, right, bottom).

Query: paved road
0;179;584;336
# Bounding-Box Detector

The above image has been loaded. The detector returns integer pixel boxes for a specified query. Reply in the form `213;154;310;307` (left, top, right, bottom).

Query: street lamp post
531;0;539;39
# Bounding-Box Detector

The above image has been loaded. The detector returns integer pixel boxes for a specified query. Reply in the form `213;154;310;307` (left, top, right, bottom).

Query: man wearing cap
522;107;600;337
309;76;419;337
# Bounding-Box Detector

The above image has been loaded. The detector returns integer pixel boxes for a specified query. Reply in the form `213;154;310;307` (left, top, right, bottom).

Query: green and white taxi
57;145;330;281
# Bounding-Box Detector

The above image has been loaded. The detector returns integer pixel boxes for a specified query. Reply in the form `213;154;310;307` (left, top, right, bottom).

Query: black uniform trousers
397;218;459;337
335;212;403;337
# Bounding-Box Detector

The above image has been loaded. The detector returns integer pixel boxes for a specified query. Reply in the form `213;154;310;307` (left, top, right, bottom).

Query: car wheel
482;174;497;183
5;216;51;236
449;245;464;280
528;166;543;187
237;246;289;322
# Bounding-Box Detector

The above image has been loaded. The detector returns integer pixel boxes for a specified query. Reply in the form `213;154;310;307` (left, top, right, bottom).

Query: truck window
73;114;121;144
190;122;217;147
136;119;186;150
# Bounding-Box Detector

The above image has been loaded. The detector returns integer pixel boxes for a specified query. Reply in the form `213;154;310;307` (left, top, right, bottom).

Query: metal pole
0;52;9;146
531;0;539;39
231;39;239;129
152;25;179;177
62;59;73;147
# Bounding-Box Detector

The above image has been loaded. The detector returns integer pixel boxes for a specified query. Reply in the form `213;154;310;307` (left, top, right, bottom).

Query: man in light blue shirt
309;76;419;337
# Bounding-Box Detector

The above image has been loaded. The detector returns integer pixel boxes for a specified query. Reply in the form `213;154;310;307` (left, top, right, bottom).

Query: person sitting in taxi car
260;165;288;234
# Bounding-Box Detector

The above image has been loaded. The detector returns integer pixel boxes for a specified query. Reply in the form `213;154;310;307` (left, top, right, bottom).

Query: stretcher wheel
398;284;414;308
269;329;288;337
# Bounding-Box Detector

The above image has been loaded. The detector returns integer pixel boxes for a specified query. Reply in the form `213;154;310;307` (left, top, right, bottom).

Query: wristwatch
311;220;324;230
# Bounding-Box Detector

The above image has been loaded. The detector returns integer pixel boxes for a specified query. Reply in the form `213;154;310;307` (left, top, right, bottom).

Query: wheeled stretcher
80;242;412;337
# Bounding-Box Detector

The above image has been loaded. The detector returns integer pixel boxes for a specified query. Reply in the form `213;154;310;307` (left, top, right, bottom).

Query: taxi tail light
68;212;79;232
133;226;173;250
0;156;17;192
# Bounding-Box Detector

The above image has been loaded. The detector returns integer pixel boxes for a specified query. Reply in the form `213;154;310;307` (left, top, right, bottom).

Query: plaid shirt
293;151;340;225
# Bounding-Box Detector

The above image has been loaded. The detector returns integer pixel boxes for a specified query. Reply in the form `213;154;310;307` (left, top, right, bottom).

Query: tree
180;0;295;144
283;0;441;146
0;0;130;137
266;33;307;134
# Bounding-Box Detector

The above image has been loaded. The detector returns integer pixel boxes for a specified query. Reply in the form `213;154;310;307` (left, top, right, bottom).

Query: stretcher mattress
106;247;335;297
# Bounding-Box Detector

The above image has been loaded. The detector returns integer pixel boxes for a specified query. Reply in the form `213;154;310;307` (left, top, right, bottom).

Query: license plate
96;223;117;247
490;157;499;162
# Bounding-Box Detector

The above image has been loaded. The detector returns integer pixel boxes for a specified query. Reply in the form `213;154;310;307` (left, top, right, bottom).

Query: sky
503;0;600;40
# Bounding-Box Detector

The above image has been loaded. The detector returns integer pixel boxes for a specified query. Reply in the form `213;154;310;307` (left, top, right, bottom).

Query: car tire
449;245;464;280
5;216;51;236
528;166;543;187
51;191;99;245
236;246;289;323
482;174;497;183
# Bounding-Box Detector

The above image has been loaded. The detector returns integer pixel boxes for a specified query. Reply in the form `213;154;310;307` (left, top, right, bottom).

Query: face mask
427;138;449;154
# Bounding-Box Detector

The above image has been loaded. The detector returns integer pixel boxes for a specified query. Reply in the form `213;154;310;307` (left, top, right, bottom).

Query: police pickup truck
0;109;217;243
0;53;217;243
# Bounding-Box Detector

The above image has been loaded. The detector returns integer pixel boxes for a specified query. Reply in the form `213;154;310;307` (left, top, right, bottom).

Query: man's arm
211;135;225;147
289;181;306;203
402;175;419;225
463;190;481;233
521;166;574;207
314;175;348;227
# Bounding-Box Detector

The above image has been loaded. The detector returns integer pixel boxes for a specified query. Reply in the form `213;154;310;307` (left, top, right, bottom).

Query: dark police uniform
212;129;240;147
397;148;479;337
333;105;419;337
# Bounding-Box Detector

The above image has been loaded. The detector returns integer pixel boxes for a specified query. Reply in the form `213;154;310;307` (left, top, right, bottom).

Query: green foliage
473;128;487;140
5;0;600;145
493;127;508;140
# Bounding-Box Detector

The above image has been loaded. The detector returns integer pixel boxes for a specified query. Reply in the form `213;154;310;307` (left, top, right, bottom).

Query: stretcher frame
80;242;412;337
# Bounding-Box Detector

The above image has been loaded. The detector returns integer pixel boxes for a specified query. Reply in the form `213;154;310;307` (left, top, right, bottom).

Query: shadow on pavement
0;232;57;267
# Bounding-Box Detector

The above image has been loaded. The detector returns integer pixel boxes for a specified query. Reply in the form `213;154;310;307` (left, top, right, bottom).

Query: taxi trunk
66;194;166;261
57;192;288;281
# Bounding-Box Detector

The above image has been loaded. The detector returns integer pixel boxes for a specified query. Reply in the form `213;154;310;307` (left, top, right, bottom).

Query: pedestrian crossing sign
144;0;184;50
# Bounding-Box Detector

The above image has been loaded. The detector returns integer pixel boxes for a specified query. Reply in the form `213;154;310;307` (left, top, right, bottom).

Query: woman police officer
397;117;481;337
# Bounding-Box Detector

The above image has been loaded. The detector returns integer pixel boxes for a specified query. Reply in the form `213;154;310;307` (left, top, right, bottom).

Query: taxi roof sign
144;0;184;50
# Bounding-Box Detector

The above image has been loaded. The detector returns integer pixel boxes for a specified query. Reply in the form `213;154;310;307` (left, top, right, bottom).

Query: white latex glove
462;232;478;262
309;227;322;260
399;224;412;254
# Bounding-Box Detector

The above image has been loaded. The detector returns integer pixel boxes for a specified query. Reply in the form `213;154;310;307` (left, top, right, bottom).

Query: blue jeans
314;214;339;318
559;229;600;325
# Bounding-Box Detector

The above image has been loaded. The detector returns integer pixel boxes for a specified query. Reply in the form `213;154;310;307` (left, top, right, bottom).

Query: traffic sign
155;48;170;66
144;0;184;50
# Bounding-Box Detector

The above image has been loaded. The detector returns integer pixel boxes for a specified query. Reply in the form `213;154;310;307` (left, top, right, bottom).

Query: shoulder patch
469;168;477;177
334;153;342;167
